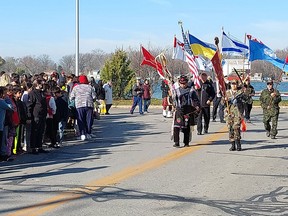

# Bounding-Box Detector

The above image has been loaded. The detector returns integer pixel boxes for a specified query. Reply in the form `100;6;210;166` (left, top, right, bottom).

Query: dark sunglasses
267;83;273;85
231;82;237;85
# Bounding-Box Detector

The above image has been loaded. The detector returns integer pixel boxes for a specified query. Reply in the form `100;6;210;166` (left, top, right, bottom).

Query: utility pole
75;0;79;76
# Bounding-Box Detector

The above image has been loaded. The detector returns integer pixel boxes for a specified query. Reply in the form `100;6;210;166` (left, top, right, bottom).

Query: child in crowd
43;83;58;148
26;79;48;154
5;84;20;160
12;86;27;155
0;86;13;162
54;87;68;145
21;82;33;152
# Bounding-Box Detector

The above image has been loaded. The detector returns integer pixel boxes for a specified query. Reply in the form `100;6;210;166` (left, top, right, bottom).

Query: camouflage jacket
224;89;244;113
259;88;281;111
242;84;255;104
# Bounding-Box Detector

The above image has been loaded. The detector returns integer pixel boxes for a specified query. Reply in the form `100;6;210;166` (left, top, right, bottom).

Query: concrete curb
112;105;288;109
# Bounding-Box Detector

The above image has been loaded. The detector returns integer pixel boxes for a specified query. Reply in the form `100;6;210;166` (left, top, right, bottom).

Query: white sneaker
167;111;172;118
80;135;86;141
163;110;167;117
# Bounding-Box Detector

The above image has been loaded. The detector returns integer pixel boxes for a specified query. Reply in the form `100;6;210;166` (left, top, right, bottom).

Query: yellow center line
7;126;227;216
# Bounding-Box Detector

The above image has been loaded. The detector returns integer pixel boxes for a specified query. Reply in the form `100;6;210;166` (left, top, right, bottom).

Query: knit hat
179;75;188;84
79;75;89;84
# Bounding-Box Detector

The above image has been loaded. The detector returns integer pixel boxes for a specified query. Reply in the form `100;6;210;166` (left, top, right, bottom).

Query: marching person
242;78;255;123
195;72;215;135
212;77;225;123
172;75;200;148
259;79;281;139
224;79;244;151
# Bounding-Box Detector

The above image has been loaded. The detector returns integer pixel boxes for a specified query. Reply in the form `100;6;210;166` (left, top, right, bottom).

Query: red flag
241;119;247;132
211;51;226;96
285;55;288;64
140;46;165;79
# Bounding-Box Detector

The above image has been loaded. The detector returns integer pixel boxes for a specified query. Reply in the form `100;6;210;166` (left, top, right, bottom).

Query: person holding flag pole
212;37;245;151
168;21;201;147
140;45;177;142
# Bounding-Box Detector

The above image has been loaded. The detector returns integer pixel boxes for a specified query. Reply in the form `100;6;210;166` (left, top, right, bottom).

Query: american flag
179;25;201;88
184;51;201;88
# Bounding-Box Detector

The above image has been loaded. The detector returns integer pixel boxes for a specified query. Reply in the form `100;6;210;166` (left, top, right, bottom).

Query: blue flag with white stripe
222;31;248;56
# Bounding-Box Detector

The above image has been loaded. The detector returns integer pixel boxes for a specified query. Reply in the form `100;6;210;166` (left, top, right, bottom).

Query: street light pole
75;0;79;76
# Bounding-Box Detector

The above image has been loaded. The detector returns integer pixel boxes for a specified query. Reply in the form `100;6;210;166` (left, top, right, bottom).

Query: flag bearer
224;79;244;151
172;75;200;148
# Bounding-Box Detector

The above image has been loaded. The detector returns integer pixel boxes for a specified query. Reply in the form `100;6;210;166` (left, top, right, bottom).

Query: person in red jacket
142;79;151;113
6;85;20;159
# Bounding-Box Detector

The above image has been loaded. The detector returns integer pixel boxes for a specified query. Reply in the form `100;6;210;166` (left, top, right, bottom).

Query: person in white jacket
103;81;113;115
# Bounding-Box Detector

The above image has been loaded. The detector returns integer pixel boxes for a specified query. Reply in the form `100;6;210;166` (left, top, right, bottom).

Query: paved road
0;107;287;216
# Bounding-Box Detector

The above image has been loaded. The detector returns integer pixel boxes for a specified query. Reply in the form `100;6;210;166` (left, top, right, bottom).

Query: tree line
0;46;287;99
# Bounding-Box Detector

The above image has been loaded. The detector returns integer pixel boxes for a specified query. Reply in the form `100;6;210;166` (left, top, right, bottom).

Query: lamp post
75;0;79;76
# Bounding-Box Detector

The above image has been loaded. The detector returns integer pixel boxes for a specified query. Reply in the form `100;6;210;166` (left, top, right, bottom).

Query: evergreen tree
101;49;135;99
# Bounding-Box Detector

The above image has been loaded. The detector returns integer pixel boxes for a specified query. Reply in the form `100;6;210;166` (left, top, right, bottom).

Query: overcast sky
1;0;287;62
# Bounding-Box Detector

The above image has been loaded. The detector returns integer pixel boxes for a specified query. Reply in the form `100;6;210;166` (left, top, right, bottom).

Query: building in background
250;73;263;82
222;59;250;76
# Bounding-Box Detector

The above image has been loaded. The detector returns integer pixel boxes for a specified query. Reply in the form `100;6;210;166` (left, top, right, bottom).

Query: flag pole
247;34;254;80
214;36;229;114
139;44;142;79
267;56;287;109
242;33;248;82
75;0;79;76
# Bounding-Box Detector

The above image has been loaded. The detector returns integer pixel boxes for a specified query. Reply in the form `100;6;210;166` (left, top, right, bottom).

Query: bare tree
0;57;18;73
91;49;110;70
59;55;75;74
19;56;41;74
37;54;55;72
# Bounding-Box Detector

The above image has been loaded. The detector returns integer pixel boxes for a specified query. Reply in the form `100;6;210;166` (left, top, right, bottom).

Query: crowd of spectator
0;71;106;162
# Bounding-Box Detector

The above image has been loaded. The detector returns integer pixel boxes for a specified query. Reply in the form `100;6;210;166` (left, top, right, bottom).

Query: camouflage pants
225;114;241;142
263;112;279;136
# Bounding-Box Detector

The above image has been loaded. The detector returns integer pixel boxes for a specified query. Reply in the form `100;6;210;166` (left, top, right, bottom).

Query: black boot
236;139;242;151
184;142;189;147
173;142;180;148
229;141;236;151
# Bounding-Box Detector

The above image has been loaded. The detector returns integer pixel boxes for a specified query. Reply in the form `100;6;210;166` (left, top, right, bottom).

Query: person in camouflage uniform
259;80;281;139
242;78;255;123
224;79;244;151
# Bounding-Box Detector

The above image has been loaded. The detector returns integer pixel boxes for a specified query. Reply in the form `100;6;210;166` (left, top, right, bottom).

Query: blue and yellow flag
188;33;216;59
